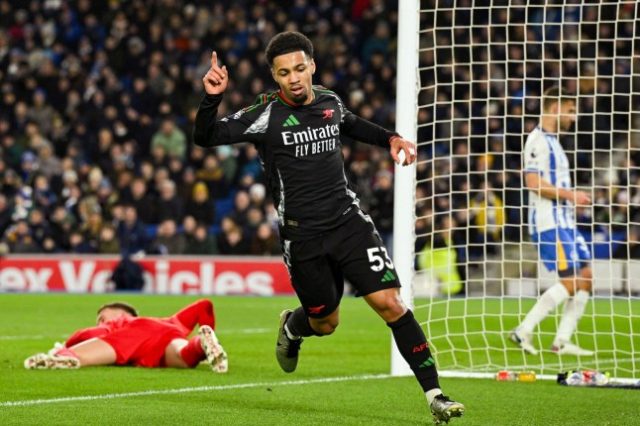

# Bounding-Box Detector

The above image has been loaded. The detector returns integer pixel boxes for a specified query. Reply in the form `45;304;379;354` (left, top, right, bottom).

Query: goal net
397;0;640;381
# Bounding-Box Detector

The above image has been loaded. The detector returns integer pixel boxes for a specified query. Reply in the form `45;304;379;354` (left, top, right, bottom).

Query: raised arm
203;51;229;96
193;51;257;148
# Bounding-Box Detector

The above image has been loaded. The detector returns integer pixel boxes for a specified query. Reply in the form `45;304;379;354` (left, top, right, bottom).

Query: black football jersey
193;86;398;240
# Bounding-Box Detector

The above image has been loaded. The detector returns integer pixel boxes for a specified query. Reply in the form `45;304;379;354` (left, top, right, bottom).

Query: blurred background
2;0;639;297
0;0;399;258
415;1;640;295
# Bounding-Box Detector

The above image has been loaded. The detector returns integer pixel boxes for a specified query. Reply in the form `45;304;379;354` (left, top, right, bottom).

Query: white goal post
392;0;420;377
392;0;640;383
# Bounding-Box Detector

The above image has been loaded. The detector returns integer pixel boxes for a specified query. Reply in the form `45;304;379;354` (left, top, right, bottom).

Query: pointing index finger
211;51;218;68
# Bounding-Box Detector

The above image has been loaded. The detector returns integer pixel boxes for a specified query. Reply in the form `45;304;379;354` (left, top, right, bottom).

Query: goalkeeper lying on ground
24;299;227;372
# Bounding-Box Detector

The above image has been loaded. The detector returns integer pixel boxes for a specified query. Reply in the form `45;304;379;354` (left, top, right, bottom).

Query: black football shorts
281;210;401;318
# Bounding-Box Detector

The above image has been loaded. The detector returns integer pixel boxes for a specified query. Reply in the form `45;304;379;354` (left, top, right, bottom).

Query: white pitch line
1;374;392;408
0;335;52;341
223;328;271;334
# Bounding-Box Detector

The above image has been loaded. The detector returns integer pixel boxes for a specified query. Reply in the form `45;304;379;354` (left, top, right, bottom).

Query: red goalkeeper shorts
100;318;185;367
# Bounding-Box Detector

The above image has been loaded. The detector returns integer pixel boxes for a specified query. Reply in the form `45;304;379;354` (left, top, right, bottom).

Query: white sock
555;289;590;344
519;283;570;334
425;388;443;405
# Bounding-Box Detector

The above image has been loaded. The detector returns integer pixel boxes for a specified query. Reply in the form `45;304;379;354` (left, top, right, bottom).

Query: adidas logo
419;356;435;369
381;269;396;283
283;114;300;127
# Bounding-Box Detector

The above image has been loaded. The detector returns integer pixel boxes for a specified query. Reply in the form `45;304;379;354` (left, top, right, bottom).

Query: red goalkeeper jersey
64;299;216;367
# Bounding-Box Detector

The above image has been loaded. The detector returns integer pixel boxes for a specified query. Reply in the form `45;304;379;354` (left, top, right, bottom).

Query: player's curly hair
542;86;575;111
265;31;314;65
97;302;139;317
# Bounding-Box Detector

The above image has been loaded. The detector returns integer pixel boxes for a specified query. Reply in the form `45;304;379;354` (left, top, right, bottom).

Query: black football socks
285;306;317;338
387;310;440;392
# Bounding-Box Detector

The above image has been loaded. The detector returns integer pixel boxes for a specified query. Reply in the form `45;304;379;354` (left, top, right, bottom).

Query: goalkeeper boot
24;353;80;370
551;341;594;356
509;329;538;355
275;309;303;373
199;325;228;373
430;394;465;425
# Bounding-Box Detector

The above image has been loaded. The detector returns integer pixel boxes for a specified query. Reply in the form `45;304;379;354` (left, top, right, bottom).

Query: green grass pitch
1;294;639;425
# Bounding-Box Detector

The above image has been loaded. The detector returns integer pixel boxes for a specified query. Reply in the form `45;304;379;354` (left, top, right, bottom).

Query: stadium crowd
1;0;637;272
415;1;639;275
0;0;399;256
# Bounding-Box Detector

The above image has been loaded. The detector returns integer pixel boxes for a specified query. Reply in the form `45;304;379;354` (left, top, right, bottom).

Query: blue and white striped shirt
523;126;575;235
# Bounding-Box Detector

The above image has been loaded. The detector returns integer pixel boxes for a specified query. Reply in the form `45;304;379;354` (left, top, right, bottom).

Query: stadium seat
214;198;234;225
145;225;158;240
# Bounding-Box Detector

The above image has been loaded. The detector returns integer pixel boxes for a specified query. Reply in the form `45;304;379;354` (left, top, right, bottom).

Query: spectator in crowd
195;153;228;199
41;236;60;254
177;165;197;200
229;190;250;227
217;217;250;255
82;211;105;248
96;178;119;220
4;219;39;254
238;145;262;181
216;145;237;184
27;208;51;248
69;230;96;254
98;224;121;254
2;169;22;200
37;143;63;180
27;90;56;136
156;179;185;224
19;151;39;184
116;205;148;255
182;215;198;245
151;117;187;161
124;177;158;225
250;222;281;256
185;223;218;255
248;183;267;210
369;169;394;252
245;207;264;240
185;182;215;226
33;174;58;213
77;195;102;229
48;205;75;251
152;219;186;255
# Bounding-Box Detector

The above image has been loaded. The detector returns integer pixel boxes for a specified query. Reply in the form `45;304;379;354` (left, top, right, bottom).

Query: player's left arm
341;112;416;166
523;137;590;205
65;326;109;347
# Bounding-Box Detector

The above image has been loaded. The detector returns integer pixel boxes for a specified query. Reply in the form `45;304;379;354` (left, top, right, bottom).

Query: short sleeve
523;134;548;175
